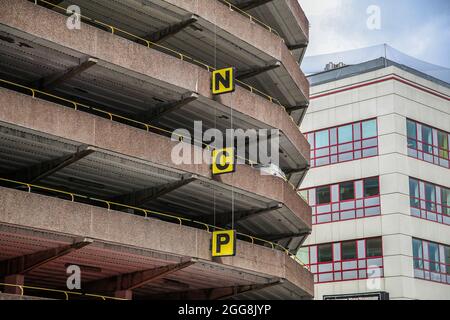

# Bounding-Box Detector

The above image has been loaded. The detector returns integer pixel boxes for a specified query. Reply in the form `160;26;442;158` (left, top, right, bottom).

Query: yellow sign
212;67;235;95
212;230;236;257
212;148;236;175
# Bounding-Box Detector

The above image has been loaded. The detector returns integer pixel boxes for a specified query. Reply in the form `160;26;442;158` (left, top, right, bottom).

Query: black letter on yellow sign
212;67;235;95
212;148;236;175
212;230;236;257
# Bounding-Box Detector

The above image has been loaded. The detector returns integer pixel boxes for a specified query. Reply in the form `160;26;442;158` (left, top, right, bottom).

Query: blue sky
300;0;450;67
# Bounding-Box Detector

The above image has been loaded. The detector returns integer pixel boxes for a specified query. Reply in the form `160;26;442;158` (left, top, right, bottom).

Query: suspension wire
213;0;217;230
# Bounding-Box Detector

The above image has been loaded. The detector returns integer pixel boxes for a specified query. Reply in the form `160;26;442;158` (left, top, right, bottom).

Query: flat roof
307;57;450;89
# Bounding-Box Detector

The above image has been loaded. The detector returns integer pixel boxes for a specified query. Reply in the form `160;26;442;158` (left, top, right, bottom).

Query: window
442;188;450;216
315;130;329;148
425;182;436;211
316;186;331;204
428;242;440;273
409;178;420;208
445;247;450;275
409;178;450;225
304;177;381;225
407;119;450;169
362;119;377;139
307;119;379;168
412;238;423;269
422;125;433;153
318;244;333;262
438;131;449;159
341;241;357;260
305;238;384;284
366;238;382;257
412;239;450;285
340;181;354;201
364;177;379;197
338;124;353;143
296;247;309;266
407;119;417;149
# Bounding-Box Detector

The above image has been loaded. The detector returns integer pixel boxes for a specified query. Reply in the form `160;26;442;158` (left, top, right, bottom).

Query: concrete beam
35;58;98;90
285;103;309;113
236;0;274;11
136;92;199;124
263;231;311;242
0;187;314;297
236;61;281;81
215;203;283;226
110;174;198;206
287;43;308;51
2;145;95;184
148;279;282;300
144;14;199;43
0;238;93;276
84;259;196;295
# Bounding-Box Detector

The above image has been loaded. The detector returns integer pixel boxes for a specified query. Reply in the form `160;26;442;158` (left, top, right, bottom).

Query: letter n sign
212;230;236;257
212;67;235;95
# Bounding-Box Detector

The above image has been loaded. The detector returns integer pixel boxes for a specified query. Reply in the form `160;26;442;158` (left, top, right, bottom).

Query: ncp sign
212;230;236;257
212;67;235;95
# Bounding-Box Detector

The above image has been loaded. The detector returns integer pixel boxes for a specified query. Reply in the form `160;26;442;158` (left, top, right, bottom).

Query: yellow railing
0;78;298;191
218;0;281;37
0;283;127;300
0;177;308;269
34;0;287;108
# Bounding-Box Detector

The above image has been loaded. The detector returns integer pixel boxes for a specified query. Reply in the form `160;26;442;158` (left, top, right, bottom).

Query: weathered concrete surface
0;88;311;229
158;0;309;99
0;0;309;165
0;187;314;296
0;293;53;300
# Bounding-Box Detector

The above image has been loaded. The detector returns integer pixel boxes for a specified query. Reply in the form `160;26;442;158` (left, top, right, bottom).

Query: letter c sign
212;148;236;175
212;230;236;257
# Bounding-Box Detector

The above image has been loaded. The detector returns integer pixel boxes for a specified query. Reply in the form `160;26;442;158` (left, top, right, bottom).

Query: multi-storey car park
298;57;450;300
0;0;312;300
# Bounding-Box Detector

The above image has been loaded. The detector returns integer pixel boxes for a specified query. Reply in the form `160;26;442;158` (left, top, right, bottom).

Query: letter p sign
212;230;236;257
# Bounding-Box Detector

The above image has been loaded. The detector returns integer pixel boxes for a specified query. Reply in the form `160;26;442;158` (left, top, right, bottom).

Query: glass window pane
316;186;331;204
340;181;354;201
445;246;450;275
438;131;449;159
442;188;450;216
362;120;377;139
407;120;417;139
338;125;353;144
409;178;420;208
341;241;357;260
315;130;329;149
366;238;382;257
318;244;333;263
412;239;423;269
364;177;379;197
422;125;433;153
296;247;309;265
425;183;436;211
428;242;439;272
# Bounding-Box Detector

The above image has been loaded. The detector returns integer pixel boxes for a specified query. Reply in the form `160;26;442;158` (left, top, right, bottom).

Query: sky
300;0;450;68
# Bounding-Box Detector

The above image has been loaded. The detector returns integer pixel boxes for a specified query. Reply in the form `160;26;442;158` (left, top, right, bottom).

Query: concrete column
115;290;132;300
4;274;24;295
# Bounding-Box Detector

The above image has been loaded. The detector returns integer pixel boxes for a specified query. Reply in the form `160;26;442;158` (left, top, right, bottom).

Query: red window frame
305;118;379;168
409;177;450;226
305;237;384;284
300;176;381;225
407;118;450;169
413;238;450;285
